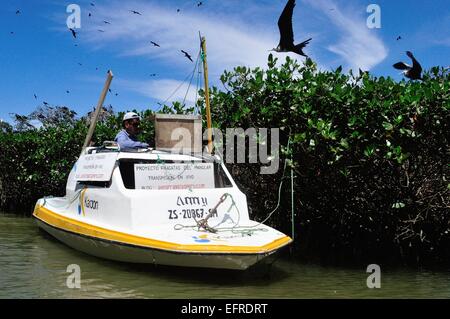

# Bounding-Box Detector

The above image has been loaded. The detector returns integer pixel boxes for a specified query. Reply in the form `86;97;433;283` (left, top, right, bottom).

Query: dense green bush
208;55;449;266
0;56;448;266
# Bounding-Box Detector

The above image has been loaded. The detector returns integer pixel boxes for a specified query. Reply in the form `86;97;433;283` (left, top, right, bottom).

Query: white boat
33;147;292;270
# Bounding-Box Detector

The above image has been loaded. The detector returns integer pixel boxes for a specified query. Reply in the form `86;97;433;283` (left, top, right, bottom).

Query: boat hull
35;218;278;270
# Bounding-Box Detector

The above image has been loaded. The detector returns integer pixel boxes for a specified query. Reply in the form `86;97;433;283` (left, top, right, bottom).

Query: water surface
0;214;449;299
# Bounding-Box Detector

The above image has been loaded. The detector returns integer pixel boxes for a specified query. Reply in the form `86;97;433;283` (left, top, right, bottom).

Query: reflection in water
0;214;449;298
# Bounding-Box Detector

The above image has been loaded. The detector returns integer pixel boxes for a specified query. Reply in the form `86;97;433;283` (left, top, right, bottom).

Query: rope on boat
173;136;294;237
174;192;266;236
192;193;228;233
42;188;83;209
156;47;202;112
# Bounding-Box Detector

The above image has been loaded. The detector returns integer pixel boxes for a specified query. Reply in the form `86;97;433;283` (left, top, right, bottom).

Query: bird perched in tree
272;0;312;57
69;28;77;38
150;41;160;47
393;51;423;80
181;50;193;62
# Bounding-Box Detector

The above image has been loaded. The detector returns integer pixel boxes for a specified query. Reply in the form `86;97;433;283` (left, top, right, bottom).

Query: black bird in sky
90;2;95;6
197;2;203;7
150;41;160;47
181;50;193;62
150;74;157;77
130;10;142;15
272;0;312;58
69;28;77;38
393;51;423;80
34;94;38;99
43;101;49;106
66;90;70;94
89;12;92;17
78;62;83;66
16;10;21;15
98;29;105;32
396;36;402;41
103;20;111;24
177;9;181;13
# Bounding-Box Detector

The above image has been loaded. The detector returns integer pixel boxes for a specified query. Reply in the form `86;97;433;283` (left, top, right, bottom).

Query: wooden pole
81;70;114;155
201;37;213;154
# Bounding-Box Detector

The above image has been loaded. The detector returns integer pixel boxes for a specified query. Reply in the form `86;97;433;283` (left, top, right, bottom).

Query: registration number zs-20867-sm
168;209;218;220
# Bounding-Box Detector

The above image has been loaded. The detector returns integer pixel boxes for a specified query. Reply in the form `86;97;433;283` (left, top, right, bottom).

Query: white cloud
81;1;280;76
74;0;385;103
302;0;388;71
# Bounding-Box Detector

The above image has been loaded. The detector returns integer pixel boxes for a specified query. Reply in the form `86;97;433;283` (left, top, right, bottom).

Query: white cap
123;112;141;122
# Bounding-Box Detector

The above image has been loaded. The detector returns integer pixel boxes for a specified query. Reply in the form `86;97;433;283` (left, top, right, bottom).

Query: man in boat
114;112;150;150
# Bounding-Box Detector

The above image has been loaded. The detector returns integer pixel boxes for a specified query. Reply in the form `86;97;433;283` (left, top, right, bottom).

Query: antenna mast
200;35;213;154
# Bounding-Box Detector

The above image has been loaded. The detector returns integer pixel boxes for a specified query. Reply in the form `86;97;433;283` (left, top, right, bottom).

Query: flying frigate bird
150;41;160;47
130;10;142;15
69;28;77;38
272;0;312;58
393;51;423;80
181;50;193;62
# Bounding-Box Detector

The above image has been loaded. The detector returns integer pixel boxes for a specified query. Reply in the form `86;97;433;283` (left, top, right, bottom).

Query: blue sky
0;0;449;124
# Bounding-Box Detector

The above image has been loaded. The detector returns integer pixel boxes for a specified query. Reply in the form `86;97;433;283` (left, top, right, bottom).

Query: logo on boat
192;235;211;243
78;189;98;216
84;197;99;210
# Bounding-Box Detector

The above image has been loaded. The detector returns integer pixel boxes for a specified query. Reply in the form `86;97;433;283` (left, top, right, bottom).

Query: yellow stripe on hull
33;205;292;254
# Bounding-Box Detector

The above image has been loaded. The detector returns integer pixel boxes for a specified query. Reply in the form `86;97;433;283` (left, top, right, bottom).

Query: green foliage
208;55;450;265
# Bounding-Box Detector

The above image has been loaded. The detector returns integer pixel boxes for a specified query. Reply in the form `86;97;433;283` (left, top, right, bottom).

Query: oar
81;70;114;155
